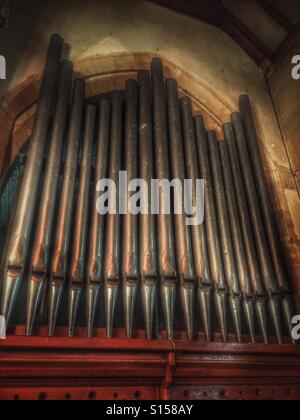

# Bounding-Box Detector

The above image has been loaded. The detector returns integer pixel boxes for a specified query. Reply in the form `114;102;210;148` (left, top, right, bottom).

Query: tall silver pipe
195;116;228;343
208;131;243;343
224;123;269;343
239;95;294;341
26;60;73;336
68;105;96;337
231;112;283;344
219;138;256;343
0;34;63;326
181;97;212;341
122;80;139;339
138;70;158;340
48;79;85;337
86;99;111;338
166;80;196;341
151;59;177;340
104;91;123;339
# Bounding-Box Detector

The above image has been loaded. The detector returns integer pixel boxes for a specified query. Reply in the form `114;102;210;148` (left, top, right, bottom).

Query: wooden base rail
0;327;299;400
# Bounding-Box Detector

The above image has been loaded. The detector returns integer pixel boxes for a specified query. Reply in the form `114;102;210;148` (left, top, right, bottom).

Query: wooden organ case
0;34;300;401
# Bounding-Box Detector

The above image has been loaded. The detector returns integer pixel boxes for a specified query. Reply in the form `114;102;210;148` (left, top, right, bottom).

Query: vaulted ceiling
151;0;300;65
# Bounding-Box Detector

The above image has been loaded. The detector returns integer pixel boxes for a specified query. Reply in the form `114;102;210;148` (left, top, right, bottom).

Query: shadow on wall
0;0;144;98
0;0;46;98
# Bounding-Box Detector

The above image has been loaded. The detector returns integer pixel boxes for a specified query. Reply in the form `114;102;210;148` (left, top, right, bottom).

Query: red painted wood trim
0;327;299;400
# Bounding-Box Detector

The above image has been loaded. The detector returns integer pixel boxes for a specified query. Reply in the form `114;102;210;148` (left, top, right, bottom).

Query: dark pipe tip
223;122;233;134
239;93;251;103
218;139;227;149
166;78;177;88
0;16;6;29
180;96;192;108
60;60;73;73
111;89;123;99
100;97;111;108
137;69;150;82
86;103;96;115
50;33;64;48
207;129;217;140
126;78;138;90
230;111;241;122
151;57;163;72
239;94;252;112
194;114;204;123
73;77;86;90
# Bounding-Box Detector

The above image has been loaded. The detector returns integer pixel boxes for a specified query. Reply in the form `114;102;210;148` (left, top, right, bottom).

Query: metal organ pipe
181;97;212;342
151;58;177;340
48;79;85;337
166;79;196;342
103;91;123;339
0;38;295;344
231;112;283;344
26;60;73;336
0;34;63;327
122;80;139;339
138;70;158;340
68;105;96;337
219;138;256;343
86;99;111;338
194;117;228;343
224;123;269;343
207;131;242;343
239;95;294;340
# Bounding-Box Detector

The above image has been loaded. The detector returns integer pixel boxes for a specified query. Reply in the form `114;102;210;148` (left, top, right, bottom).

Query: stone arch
0;52;234;175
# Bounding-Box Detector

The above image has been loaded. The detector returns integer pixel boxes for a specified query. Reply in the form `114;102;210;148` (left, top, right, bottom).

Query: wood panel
171;385;300;400
0;329;299;401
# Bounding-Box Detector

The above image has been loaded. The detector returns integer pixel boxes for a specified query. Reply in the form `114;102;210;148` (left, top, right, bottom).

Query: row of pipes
0;34;295;343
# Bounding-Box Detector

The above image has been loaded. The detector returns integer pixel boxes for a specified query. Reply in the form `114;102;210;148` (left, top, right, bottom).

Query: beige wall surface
268;35;300;304
269;35;300;183
0;0;299;303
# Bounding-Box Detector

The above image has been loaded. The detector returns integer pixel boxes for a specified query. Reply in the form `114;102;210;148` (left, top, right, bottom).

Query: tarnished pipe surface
181;97;212;342
0;34;63;325
122;80;139;339
166;79;195;341
104;91;123;338
208;131;242;343
68;105;96;337
26;60;73;336
48;78;85;337
194;116;228;343
138;70;158;340
86;99;111;338
151;58;177;340
224;122;269;343
231;112;283;344
239;95;294;340
239;95;290;293
219;137;256;343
